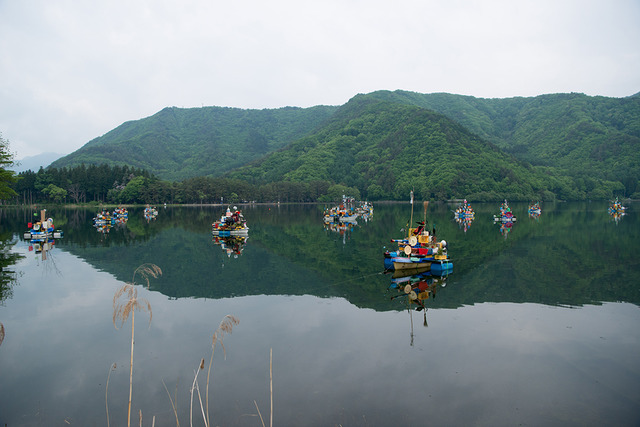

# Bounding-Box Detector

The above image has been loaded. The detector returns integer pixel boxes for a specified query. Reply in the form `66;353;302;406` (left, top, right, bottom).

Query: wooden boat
212;207;249;236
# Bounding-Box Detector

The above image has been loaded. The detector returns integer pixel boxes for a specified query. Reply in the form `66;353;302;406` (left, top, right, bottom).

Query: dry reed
205;314;239;426
162;379;180;427
105;362;117;427
113;263;161;427
0;322;4;347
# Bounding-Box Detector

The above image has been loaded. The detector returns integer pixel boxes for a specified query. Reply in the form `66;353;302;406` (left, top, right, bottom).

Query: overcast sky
1;0;639;160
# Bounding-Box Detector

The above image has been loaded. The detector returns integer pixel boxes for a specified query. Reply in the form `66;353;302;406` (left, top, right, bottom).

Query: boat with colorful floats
608;198;627;215
384;195;453;275
494;199;516;223
113;207;128;220
93;210;114;226
144;205;158;221
212;206;249;236
453;199;474;220
93;207;128;227
528;202;542;218
23;209;63;240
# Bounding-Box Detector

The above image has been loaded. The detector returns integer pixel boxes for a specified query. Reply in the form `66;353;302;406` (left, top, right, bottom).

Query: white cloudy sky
1;0;639;160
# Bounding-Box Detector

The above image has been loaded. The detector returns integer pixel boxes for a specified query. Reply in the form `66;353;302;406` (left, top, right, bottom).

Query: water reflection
0;202;638;307
387;269;450;344
323;221;356;244
1;203;639;426
455;216;474;232
0;231;23;304
212;235;248;258
388;270;449;310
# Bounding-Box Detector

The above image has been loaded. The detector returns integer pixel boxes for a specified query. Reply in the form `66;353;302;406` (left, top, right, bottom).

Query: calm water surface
0;202;639;426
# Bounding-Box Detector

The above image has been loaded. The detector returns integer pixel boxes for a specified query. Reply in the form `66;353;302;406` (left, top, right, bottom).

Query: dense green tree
0;134;18;200
42;183;67;203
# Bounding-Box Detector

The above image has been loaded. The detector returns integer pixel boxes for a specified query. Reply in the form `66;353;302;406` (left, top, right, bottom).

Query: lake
1;201;639;426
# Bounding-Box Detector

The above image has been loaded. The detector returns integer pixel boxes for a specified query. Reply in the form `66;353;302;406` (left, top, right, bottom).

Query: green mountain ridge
48;90;640;200
370;90;640;181
51;105;338;181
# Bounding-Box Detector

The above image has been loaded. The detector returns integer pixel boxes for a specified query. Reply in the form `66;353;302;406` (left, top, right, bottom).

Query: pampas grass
206;314;239;426
113;263;161;427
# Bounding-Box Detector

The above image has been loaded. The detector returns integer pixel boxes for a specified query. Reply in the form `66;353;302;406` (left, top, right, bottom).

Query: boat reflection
610;211;626;224
387;269;450;342
212;235;248;258
455;216;474;232
323;221;357;244
499;221;513;238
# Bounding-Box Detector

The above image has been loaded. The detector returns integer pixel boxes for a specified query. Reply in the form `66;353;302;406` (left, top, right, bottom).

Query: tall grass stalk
113;263;161;427
105;363;117;427
162;379;180;427
206;314;239;426
270;348;273;427
190;358;207;427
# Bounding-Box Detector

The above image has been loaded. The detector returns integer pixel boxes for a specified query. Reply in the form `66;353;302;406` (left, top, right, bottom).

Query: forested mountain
365;90;640;191
50;105;338;181
46;90;640;201
228;94;623;201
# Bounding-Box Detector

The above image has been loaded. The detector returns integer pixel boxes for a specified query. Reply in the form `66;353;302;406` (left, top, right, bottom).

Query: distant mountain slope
11;152;63;173
50;105;338;181
366;90;640;185
229;94;573;201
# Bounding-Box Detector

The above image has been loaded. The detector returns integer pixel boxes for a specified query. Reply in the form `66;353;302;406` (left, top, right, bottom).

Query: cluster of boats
322;197;373;224
92;207;129;233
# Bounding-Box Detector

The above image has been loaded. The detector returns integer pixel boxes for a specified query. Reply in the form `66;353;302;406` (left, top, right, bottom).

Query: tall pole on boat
423;201;429;225
409;190;414;239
